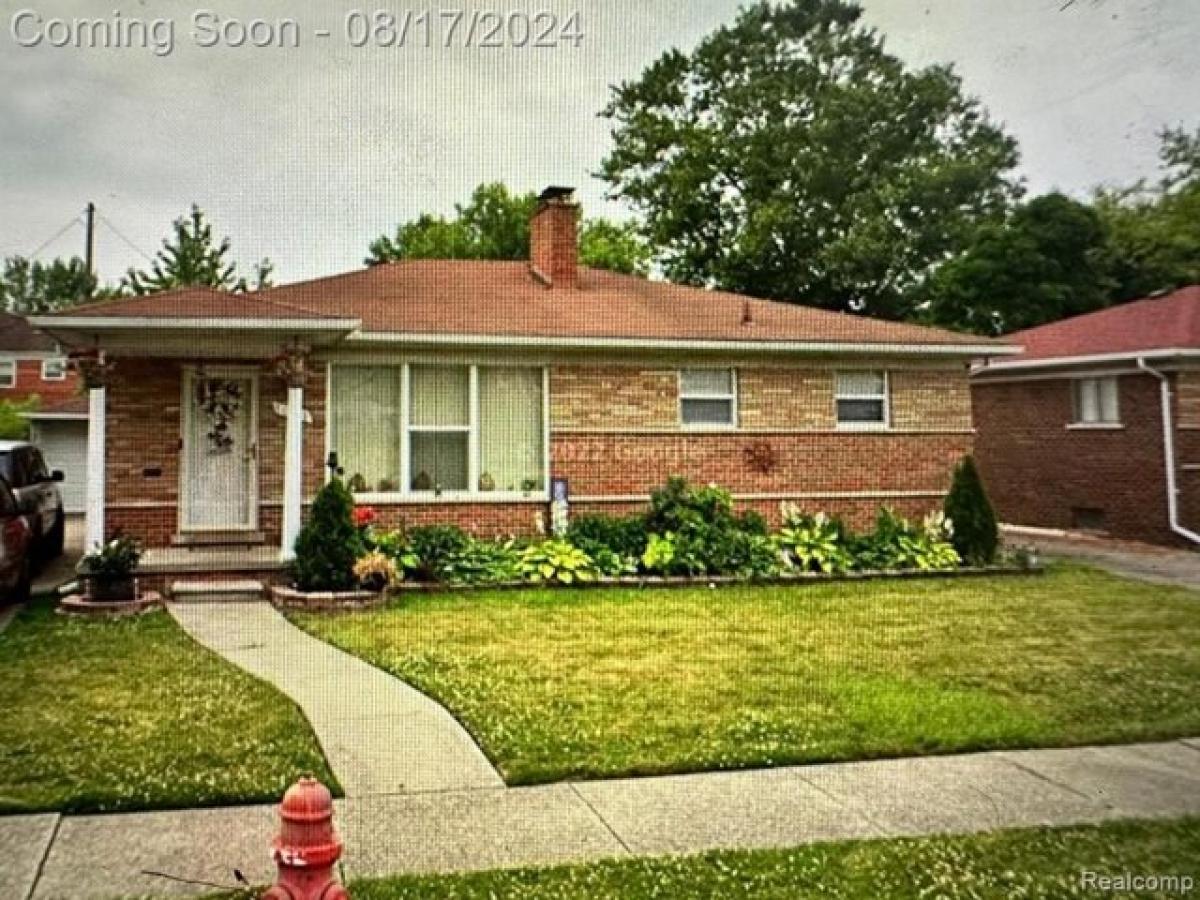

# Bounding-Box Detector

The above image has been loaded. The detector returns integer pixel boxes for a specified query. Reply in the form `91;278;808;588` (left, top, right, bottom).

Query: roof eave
972;347;1200;378
28;316;361;331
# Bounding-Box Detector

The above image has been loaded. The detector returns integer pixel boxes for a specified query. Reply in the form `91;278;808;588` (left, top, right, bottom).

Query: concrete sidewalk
9;738;1200;900
1005;526;1200;590
169;602;503;797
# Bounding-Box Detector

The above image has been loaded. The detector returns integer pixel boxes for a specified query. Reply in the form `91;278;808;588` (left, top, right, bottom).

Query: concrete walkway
1005;526;1200;590
8;738;1199;899
169;601;503;797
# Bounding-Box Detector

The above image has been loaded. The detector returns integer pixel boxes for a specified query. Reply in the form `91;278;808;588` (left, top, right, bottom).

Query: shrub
943;455;999;566
853;508;960;572
0;396;37;441
407;524;471;581
292;479;361;591
776;511;853;574
643;478;770;576
567;514;648;559
352;551;399;591
441;538;522;585
518;539;598;584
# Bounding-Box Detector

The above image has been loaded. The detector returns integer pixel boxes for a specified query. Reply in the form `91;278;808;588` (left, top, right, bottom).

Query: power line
23;213;84;259
97;213;157;265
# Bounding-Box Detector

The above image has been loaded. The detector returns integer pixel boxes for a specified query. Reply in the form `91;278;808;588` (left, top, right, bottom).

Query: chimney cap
538;185;576;203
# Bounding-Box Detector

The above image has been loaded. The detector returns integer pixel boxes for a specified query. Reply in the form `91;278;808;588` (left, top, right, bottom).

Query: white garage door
33;420;89;513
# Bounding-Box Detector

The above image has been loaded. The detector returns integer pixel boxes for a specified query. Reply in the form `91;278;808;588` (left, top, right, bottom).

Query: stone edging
57;591;164;617
269;584;387;611
387;564;1043;595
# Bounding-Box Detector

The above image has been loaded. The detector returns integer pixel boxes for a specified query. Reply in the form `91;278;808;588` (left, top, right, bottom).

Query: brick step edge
269;584;387;612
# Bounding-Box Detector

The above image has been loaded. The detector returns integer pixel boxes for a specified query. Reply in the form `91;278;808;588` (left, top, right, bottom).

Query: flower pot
88;576;136;603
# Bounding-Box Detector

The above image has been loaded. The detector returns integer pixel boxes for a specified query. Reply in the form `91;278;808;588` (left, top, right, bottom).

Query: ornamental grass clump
291;478;361;592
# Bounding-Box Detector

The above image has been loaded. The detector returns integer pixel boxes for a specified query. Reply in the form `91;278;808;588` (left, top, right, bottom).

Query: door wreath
195;378;243;453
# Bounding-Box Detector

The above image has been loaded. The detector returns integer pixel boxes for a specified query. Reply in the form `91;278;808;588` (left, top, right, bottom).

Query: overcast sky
1;0;1196;285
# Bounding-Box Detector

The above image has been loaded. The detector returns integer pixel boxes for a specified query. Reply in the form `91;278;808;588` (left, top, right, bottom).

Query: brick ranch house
32;188;1014;585
972;285;1200;547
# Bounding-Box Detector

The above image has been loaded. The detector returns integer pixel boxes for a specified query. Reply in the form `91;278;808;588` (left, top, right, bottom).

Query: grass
293;564;1200;785
202;818;1200;899
0;600;338;814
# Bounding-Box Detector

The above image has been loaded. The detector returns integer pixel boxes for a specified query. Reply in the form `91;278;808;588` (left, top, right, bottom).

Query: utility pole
84;202;96;276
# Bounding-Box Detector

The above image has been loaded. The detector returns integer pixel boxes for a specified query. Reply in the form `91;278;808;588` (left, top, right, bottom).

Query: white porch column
85;383;106;550
277;347;310;562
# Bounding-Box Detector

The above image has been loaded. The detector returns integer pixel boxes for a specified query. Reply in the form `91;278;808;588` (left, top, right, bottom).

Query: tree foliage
122;205;272;295
598;0;1020;319
366;182;652;275
1093;126;1200;303
0;256;96;313
925;194;1113;334
290;478;361;591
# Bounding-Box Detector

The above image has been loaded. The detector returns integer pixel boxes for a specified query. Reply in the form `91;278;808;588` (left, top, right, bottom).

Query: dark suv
0;441;65;561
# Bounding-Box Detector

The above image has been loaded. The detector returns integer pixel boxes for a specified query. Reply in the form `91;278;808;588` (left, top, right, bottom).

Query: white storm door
182;371;258;531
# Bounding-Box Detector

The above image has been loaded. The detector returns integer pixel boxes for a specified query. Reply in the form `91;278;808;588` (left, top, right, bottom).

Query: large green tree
925;193;1113;334
1094;126;1200;302
599;0;1020;319
367;182;652;275
123;205;272;295
0;256;96;313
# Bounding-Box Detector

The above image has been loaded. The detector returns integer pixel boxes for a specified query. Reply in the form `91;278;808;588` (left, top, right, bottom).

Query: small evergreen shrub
291;479;361;591
943;455;999;565
566;514;648;559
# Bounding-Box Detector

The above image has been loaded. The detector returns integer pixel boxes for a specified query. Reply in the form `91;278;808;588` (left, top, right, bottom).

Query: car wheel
11;559;31;604
46;510;65;560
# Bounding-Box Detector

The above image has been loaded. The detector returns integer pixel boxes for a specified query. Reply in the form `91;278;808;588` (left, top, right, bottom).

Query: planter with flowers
61;534;160;616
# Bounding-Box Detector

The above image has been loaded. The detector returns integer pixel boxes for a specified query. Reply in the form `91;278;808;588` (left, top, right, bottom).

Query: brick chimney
530;186;578;289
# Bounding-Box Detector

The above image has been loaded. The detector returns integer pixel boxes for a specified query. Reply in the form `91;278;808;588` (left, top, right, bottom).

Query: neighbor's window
0;360;14;389
835;370;889;427
1073;376;1120;425
331;363;545;496
679;368;737;427
41;358;68;381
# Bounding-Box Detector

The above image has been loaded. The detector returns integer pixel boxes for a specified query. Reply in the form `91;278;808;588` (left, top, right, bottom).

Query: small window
0;360;14;389
408;365;471;492
1073;377;1120;425
680;368;737;427
41;358;67;381
835;370;888;428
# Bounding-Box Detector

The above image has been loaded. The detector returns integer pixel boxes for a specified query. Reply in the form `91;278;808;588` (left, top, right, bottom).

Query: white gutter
346;331;1019;357
1137;356;1200;545
29;316;361;330
974;347;1199;376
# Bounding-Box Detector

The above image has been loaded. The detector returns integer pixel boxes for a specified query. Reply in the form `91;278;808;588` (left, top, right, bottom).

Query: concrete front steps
170;579;265;603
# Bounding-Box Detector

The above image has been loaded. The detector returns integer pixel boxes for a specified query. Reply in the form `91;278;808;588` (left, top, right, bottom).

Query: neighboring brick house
33;187;1012;581
0;311;78;405
972;285;1200;547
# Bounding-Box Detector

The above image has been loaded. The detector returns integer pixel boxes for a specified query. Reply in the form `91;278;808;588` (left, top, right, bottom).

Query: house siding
104;356;973;545
972;371;1198;546
0;357;80;406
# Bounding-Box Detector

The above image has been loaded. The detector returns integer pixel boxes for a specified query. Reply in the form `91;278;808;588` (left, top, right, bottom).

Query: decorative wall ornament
743;440;778;475
195;378;243;453
272;345;312;389
70;350;115;389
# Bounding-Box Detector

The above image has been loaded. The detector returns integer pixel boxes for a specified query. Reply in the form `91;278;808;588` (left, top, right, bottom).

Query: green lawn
293;565;1200;785
0;600;338;814
201;818;1200;899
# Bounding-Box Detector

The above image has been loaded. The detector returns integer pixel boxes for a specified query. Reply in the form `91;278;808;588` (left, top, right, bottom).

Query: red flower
353;506;377;528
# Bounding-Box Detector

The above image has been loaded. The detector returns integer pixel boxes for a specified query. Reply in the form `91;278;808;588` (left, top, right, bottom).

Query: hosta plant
518;539;599;584
775;511;853;574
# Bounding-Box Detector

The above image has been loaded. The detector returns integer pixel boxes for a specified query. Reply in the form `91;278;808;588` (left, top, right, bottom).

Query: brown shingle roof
47;286;351;321
261;261;991;347
0;312;57;352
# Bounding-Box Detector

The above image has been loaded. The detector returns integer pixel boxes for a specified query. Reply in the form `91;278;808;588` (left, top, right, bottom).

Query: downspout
1137;356;1200;545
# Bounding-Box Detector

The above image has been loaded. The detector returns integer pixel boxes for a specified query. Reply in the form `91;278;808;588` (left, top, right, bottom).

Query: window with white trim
835;370;889;428
41;358;67;381
1072;376;1120;425
679;368;737;427
0;360;14;389
330;363;546;496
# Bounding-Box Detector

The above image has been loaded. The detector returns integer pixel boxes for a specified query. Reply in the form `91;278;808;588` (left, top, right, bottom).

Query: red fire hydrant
263;777;350;900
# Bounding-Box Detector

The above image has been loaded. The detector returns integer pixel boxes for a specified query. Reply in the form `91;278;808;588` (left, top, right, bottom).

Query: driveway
31;514;84;598
1005;526;1200;590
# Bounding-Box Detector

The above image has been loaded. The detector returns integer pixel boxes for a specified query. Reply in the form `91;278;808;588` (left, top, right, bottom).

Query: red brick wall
972;372;1188;545
0;358;80;406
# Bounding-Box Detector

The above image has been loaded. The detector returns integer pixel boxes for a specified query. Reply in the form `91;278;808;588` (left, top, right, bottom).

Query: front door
181;370;258;531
